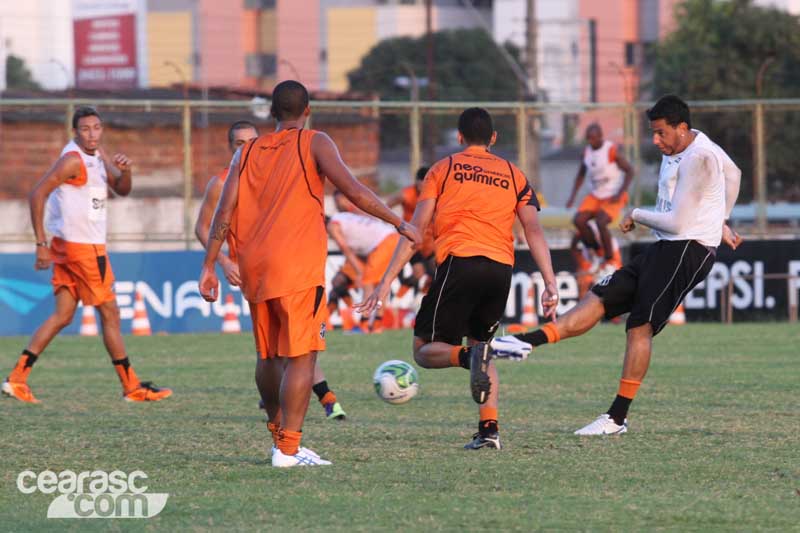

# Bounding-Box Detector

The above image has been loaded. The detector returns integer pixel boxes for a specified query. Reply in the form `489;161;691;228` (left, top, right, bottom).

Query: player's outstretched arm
28;153;83;270
195;176;241;285
566;163;586;208
311;132;421;246
199;151;241;302
356;198;436;315
517;204;559;320
614;152;635;201
327;219;365;283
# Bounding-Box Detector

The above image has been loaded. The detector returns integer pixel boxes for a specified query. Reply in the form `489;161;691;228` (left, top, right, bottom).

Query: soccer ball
373;360;419;404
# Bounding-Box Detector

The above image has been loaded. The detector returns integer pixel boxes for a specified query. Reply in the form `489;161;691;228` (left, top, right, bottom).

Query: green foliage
1;325;799;530
652;0;800;201
5;55;41;91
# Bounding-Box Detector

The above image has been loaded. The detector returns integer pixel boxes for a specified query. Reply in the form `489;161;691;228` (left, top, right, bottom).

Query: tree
348;29;524;152
651;0;800;202
6;55;41;90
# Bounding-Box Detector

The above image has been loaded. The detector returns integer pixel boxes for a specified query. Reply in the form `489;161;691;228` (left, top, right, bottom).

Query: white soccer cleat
574;413;628;436
271;446;332;467
490;335;533;361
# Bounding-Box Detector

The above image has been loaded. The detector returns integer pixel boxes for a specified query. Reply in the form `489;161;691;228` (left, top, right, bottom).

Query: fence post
631;105;642;208
182;101;193;250
754;102;768;233
409;102;421;180
516;103;527;180
65;102;75;140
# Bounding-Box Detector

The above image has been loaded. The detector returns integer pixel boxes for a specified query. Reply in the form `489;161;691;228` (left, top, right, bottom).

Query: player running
195;121;346;420
326;191;400;333
198;80;420;467
358;107;558;450
2;106;172;403
566;123;635;277
492;95;743;435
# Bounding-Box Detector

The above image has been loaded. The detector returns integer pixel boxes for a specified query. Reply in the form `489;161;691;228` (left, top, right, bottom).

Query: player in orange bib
198;81;420;467
2;107;172;403
358;108;558;450
195;120;347;420
566;124;634;272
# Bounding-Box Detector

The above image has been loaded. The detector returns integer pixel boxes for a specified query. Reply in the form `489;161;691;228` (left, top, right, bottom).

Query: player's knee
595;211;611;225
96;302;121;326
329;283;349;303
573;212;591;226
54;310;76;330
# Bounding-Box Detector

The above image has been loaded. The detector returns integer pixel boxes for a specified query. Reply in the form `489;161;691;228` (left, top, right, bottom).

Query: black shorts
591;240;715;335
414;255;512;345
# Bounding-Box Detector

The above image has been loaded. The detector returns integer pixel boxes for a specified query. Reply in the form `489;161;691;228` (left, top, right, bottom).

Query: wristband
35;241;48;247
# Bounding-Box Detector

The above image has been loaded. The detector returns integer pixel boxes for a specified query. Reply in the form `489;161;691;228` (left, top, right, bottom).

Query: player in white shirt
2;107;172;403
327;191;400;333
491;95;743;435
566;124;635;271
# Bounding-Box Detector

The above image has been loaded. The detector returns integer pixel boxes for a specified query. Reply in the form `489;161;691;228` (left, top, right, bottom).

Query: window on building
625;42;636;67
246;53;277;78
244;0;275;9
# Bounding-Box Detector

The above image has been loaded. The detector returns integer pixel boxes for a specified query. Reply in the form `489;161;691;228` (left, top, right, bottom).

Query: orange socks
479;406;499;435
267;422;279;446
276;428;302;456
319;391;336;406
8;350;38;383
617;378;641;400
542;322;561;344
112;358;141;393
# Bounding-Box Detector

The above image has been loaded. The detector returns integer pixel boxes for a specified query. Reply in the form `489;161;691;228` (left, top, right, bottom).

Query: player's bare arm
100;150;133;196
721;152;743;250
612;153;635;202
311;132;421;246
199;150;242;302
327;221;365;281
517;204;559;320
356;197;436;315
28;153;83;270
566;163;587;208
195;176;241;285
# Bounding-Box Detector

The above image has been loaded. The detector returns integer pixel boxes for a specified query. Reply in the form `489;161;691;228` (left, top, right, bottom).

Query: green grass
1;324;799;531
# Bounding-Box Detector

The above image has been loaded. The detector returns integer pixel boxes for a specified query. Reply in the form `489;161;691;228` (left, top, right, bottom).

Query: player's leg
2;288;78;403
573;210;600;251
256;356;283;429
311;362;346;420
594;210;615;262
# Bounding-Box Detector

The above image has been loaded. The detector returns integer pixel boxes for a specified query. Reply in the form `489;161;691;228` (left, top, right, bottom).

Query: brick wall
0;114;379;199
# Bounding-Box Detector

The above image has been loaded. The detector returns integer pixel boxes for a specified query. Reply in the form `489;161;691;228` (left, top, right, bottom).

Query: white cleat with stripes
271;446;332;467
574;414;628;436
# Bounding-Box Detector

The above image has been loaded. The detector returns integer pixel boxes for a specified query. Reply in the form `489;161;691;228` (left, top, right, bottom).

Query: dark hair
585;122;602;136
458;107;494;145
646;95;692;129
270;80;309;121
415;166;429;181
227;120;258;147
72;106;101;129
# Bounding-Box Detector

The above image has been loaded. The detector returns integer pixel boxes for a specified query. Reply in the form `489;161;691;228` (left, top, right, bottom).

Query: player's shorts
49;237;116;305
249;285;327;358
591;240;715;336
341;234;400;286
578;192;629;221
414;255;512;345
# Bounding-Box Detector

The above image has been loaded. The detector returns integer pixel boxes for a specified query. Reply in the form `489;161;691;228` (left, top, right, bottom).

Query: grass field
1;323;798;531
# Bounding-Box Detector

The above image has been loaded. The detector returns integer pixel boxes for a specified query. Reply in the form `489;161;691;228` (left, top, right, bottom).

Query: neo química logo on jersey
17;469;169;519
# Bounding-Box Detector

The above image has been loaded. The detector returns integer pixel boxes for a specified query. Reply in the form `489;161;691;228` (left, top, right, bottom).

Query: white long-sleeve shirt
632;130;741;247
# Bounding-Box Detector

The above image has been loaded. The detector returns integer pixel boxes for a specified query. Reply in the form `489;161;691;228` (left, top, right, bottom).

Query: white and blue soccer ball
373;360;419;404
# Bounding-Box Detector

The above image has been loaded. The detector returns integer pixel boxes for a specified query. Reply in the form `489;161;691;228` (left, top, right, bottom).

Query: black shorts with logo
591;239;715;335
414;255;512;345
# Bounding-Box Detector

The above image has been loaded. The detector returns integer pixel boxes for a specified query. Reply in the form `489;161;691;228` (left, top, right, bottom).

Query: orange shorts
50;238;116;305
249;286;327;359
341;234;399;286
577;192;629;222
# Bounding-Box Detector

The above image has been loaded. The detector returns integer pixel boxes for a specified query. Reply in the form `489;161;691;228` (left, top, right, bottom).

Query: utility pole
525;0;540;189
424;0;437;168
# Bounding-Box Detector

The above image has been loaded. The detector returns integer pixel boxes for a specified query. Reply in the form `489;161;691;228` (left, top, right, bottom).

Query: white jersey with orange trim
583;140;623;199
329;212;395;256
45;140;109;244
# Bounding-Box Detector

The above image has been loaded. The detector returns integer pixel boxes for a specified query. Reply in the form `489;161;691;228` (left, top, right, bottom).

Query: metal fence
1;97;799;247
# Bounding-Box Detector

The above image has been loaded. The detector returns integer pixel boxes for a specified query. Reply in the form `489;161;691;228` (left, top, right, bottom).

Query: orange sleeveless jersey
232;129;327;302
400;185;418;222
419;146;540;266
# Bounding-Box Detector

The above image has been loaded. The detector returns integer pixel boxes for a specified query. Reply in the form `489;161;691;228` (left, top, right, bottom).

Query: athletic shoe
490;335;533;361
594;262;618;283
343;327;365;336
574;413;628;435
2;380;40;403
124;381;173;402
271;446;331;467
271;445;321;459
324;401;347;420
469;342;492;404
463;432;502;450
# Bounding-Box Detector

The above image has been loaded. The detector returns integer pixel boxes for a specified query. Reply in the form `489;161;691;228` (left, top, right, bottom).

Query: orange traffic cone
669;304;686;325
340;306;355;331
132;291;152;336
521;286;539;327
80;305;98;336
222;294;241;333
